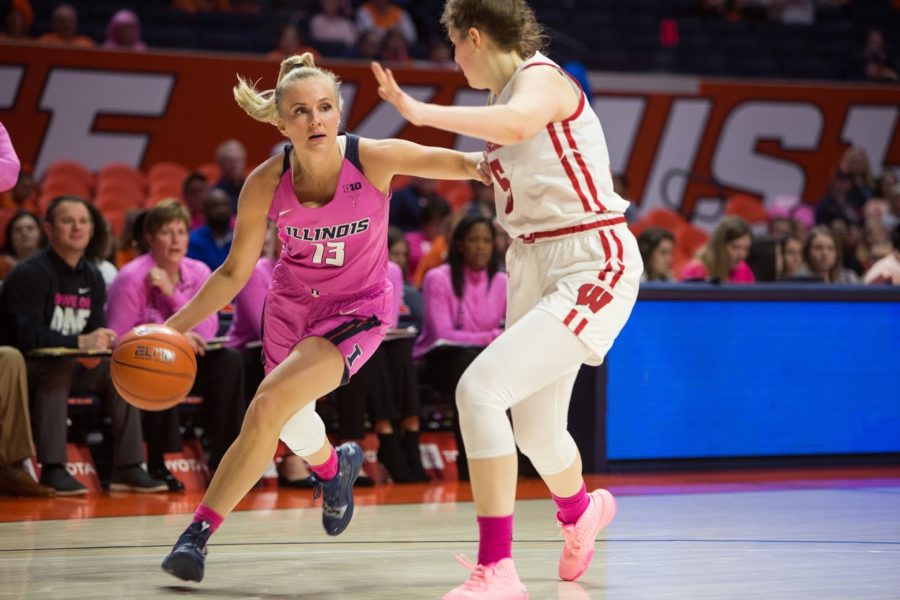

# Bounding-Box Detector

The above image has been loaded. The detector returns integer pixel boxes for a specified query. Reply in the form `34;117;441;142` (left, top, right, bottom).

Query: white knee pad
279;402;326;457
514;429;578;476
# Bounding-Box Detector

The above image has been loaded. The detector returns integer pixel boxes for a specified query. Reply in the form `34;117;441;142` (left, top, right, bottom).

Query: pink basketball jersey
268;134;389;296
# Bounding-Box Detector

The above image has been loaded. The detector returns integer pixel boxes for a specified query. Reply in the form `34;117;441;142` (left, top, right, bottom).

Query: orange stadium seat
437;180;474;211
40;176;92;201
148;161;190;183
642;207;687;232
98;163;146;189
725;193;769;224
103;210;128;236
675;224;709;257
94;192;143;214
43;161;94;192
628;219;653;239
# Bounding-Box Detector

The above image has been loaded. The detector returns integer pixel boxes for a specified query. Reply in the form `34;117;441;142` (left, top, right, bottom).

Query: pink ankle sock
477;515;513;566
191;503;224;534
309;446;338;480
553;482;590;525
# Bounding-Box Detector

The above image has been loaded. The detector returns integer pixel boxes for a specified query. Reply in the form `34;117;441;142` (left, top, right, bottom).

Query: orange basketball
111;324;197;411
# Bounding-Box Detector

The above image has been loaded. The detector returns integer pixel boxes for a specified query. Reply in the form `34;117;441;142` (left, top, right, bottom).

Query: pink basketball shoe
442;554;529;599
558;488;617;581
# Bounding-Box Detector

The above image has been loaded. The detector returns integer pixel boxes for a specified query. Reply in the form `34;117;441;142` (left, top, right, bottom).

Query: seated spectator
103;9;146;51
877;168;897;202
406;195;450;282
815;168;864;227
414;215;506;480
0;211;44;280
746;236;782;282
390;176;443;233
854;29;899;83
863;223;900;285
37;4;94;47
213;139;247;213
841;146;876;202
106;200;246;490
388;225;423;330
427;38;455;68
0;169;38;213
0;2;33;41
309;0;357;49
680;216;755;283
795;225;860;283
637;226;675;282
331;264;428;484
267;23;319;62
858;216;892;270
188;188;233;271
0;346;56;496
0;195;164;495
84;203;118;286
344;29;383;61
381;28;411;62
356;0;417;44
115;210;148;268
780;234;804;279
181;172;209;228
413;209;465;289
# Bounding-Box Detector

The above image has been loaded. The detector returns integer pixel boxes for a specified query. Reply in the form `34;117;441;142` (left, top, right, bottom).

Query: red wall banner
2;42;898;217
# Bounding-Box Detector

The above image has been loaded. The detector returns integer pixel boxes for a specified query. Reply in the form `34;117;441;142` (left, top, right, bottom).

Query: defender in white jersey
373;1;642;597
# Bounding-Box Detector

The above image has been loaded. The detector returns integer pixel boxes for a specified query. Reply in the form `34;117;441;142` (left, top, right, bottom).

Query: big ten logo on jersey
342;181;362;193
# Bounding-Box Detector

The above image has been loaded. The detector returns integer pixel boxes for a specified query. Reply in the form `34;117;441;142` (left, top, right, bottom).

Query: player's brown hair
440;0;546;58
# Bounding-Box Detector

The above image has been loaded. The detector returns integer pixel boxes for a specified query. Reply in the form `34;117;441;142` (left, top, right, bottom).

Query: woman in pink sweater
415;214;506;479
680;216;756;284
106;200;247;490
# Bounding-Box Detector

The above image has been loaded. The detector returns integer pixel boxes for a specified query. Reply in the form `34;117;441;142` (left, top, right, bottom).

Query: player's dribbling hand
371;62;424;125
184;332;207;357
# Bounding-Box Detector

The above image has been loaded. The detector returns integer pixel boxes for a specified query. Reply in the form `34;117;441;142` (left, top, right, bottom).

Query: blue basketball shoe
161;520;212;582
313;441;364;536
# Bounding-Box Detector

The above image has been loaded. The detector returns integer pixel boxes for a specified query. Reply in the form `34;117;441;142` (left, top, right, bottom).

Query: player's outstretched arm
165;157;279;334
360;137;491;193
371;61;566;146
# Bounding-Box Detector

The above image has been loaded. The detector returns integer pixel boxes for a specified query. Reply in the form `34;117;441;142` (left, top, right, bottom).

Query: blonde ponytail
233;52;342;126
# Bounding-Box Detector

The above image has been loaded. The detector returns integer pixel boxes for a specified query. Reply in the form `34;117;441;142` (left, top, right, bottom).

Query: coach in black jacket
0;196;165;495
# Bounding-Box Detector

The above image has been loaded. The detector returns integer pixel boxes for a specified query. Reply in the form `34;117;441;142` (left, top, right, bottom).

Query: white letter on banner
593;97;646;177
355;86;436;139
640;98;711;216
36;69;174;176
840;105;899;171
712;101;822;201
0;66;24;108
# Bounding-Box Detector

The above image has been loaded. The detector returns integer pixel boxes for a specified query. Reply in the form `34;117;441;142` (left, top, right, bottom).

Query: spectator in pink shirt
106;200;247;490
414;214;506;480
680;216;756;284
0;122;20;192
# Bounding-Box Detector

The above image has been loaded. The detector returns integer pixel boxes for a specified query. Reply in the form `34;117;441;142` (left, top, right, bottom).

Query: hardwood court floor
1;466;899;599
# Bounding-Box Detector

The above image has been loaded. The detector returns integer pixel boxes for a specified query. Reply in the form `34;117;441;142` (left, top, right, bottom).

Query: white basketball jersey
486;52;629;238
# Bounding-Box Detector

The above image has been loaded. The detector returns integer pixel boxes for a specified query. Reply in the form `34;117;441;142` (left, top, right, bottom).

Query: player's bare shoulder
356;137;397;193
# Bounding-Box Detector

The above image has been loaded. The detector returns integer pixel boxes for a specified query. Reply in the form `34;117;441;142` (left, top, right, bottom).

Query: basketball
111;324;197;411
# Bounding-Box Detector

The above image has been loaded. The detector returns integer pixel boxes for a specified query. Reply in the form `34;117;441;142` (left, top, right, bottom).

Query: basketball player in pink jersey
373;1;642;597
160;53;490;583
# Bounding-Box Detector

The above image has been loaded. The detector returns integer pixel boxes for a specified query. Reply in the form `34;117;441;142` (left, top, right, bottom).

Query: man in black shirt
0;196;165;495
